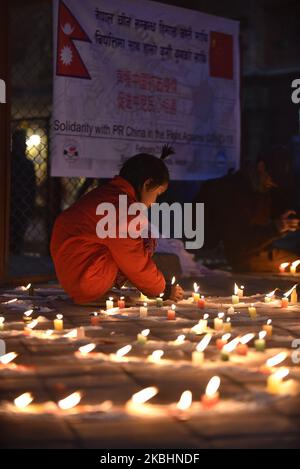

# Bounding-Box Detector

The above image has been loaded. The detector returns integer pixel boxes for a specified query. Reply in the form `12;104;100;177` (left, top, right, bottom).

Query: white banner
51;0;240;180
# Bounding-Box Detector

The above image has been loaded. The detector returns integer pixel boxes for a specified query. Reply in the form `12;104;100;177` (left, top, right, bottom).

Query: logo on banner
56;0;91;79
63;140;80;163
209;31;234;80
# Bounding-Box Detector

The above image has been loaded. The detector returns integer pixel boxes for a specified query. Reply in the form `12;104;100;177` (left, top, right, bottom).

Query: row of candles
279;260;300;274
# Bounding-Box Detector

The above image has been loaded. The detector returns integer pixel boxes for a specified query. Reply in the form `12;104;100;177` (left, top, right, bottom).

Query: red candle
201;376;220;409
281;297;289;309
90;312;101;326
198;296;205;309
167;304;176;320
118;297;125;309
216;334;230;351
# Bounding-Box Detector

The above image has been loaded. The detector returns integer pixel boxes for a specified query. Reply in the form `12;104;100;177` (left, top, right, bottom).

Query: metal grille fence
9;0;87;279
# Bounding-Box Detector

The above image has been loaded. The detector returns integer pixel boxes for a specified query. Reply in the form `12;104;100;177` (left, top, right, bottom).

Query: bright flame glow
131;386;158;404
205;376;221;397
266;352;288;368
223;337;240;353
0;317;4;325
56;314;63;320
203;314;209;320
23;309;33;317
267;319;272;325
272;368;289;381
280;262;290;271
171;304;176;311
151;350;164;361
174;334;185;345
284;284;298;298
58;392;82;410
196;333;212;352
64;329;77;338
26;320;38;330
177;390;192;411
221;333;231;341
291;260;300;270
234;283;239;295
218;312;224;319
239;333;255;345
266;289;277;298
141;329;150;337
0;352;18;365
27;134;41;147
14;392;33;408
78;343;96;355
193;282;199;293
3;298;18;304
45;329;54;336
171;276;176;285
116;345;132;357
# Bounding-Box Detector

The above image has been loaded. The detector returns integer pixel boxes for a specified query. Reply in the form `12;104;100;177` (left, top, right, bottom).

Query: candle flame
222;333;231;341
266;289;277;298
226;317;231;323
205;376;221;397
64;329;77;338
218;312;224;319
177;390;192;411
193;282;199;293
26;320;38;330
259;331;267;340
267;319;272;325
56;314;63;320
203;314;209;320
151;350;164;361
171;304;176;311
109;297;113;301
116;345;132;357
0;317;5;324
14;392;33;409
223;337;240;353
3;298;18;304
291;260;300;270
24;283;31;291
120;296;125;300
174;334;185;345
239;333;255;345
143;302;148;307
272;367;289;381
196;333;212;352
58;392;82;410
141;328;150;337
159;293;164;298
23;309;33;317
266;352;288;368
284;284;298;298
0;352;18;365
131;386;158;404
45;330;54;336
279;262;290;271
171;276;176;285
234;283;239;295
78;343;96;355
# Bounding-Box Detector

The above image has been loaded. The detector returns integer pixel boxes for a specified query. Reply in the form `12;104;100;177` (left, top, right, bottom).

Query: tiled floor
0;273;300;448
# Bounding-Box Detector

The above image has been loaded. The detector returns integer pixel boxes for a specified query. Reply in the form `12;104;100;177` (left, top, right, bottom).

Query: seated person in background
193;148;300;272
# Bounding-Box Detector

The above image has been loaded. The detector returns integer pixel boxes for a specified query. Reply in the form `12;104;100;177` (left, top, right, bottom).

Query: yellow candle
54;314;63;331
106;297;114;310
223;317;232;333
232;295;239;305
193;282;200;303
267;368;289;394
291;289;298;305
214;313;224;331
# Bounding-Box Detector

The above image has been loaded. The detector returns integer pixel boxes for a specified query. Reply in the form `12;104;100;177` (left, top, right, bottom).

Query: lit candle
149;349;164;364
261;352;288;374
78;343;96;356
248;304;257;320
106;297;114;310
291;288;298;305
0;352;18;366
254;331;267;352
193;314;209;334
227;306;235;315
214;312;224;331
14;392;33;409
176;390;192;415
279;262;290;273
126;386;159;415
140;302;148;318
223;317;232;333
236;333;254;356
262;319;273;337
290;260;300;274
198;295;206;309
117;296;125;309
281;297;289;308
24;319;38;335
54;314;63;331
156;293;164;308
173;334;186;346
192;333;212;364
137;328;150;344
232;294;239;305
220;337;240;361
23;309;33;324
90;312;101;326
114;345;132;361
234;282;244;299
193;283;200;303
265;289;277;303
58;392;82;410
140;292;149;302
267;368;289;394
201;376;221;409
167;304;176;320
216;333;231;351
0;316;5;331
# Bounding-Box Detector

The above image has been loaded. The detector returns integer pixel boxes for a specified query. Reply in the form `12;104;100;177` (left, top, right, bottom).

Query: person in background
193;147;300;272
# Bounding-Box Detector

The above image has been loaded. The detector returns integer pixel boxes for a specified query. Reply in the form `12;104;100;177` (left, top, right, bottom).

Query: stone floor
0;272;300;449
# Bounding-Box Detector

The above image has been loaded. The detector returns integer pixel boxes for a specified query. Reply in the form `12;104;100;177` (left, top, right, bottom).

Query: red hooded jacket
50;176;165;304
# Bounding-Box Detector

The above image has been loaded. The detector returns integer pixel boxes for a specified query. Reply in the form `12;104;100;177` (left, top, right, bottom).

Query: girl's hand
169;284;184;302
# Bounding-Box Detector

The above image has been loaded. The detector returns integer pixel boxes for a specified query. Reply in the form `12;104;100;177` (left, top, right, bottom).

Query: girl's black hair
119;145;174;199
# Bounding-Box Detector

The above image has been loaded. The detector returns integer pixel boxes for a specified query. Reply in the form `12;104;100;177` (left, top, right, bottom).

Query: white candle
149;349;164;364
262;319;272;337
54;314;63;331
192;333;212;364
140;302;148;318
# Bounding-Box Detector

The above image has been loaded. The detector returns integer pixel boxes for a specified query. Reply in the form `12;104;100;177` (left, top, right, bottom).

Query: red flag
56;0;91;79
209;31;234;80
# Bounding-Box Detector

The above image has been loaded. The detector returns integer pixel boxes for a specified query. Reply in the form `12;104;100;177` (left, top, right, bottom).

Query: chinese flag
209;31;234;80
56;0;91;79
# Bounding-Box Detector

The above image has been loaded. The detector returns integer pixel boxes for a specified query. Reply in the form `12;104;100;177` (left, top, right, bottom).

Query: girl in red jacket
50;147;183;304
